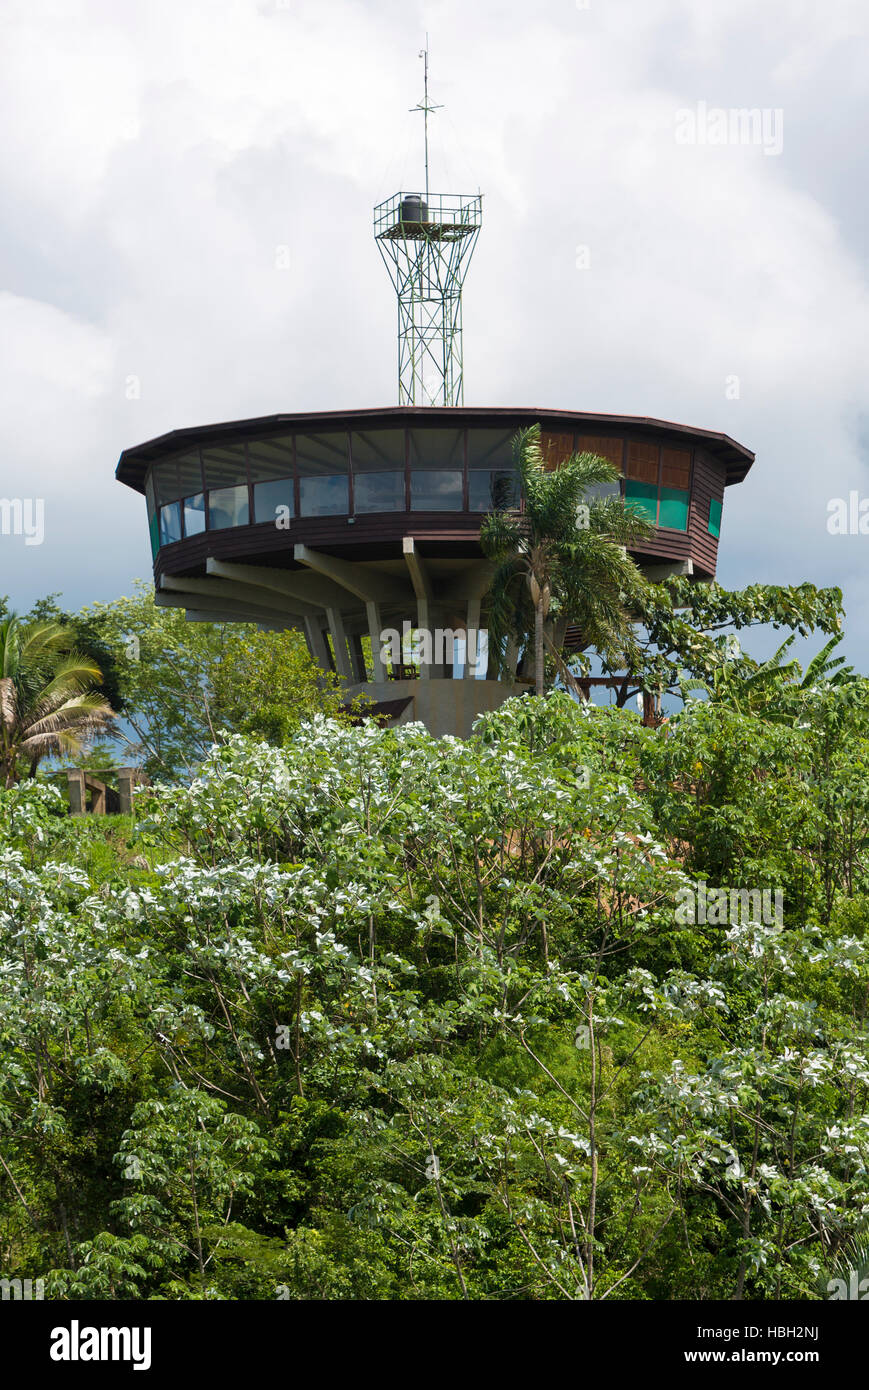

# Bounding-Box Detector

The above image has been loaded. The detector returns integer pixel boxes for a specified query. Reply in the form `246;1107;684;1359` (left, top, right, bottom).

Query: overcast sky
1;0;867;664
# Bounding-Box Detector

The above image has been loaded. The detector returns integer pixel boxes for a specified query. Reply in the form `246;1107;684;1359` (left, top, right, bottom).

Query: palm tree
0;616;116;787
480;426;654;696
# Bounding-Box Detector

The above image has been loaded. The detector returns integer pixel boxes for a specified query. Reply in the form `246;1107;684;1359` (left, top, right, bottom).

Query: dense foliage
2;680;869;1300
1;586;348;783
0;616;115;786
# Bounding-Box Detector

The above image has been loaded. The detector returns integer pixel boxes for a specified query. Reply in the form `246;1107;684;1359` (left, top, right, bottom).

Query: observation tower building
116;51;754;737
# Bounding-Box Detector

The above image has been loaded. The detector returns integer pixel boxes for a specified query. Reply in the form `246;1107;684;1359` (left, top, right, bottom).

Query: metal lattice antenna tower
374;41;482;407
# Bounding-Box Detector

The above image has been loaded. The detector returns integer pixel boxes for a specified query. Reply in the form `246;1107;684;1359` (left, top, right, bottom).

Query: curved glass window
254;478;294;524
409;429;463;469
296;433;349;476
351;430;405;471
208;484;249;530
203;445;247;490
248;437;293;482
411;470;463;510
153;452;203;506
299;475;348;516
354;471;405;513
468;430;514;511
297;433;349;516
183;493;206;536
469;470;518;512
159;500;182;546
467;429;513;470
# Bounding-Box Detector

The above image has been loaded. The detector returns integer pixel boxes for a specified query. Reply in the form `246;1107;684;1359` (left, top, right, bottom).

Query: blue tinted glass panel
159;501;182;546
354;471;405;513
208;484;249;530
183;493;206;536
254;478;294;523
299;475;348;516
411;470;463;510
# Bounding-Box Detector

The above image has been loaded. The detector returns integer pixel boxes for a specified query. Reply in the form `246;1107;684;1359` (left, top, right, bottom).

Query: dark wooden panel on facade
687;447;726;578
626;440;660;483
661;447;691;490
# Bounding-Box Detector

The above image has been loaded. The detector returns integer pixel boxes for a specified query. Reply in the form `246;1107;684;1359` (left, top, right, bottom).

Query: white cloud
0;0;866;667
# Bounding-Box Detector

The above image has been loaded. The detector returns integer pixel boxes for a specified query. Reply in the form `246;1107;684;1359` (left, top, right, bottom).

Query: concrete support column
349;634;368;683
304;617;333;674
67;770;86;816
366;601;386;683
403;540;433;681
326;607;353;680
118;768;136;815
464;598;481;679
416;598;431;679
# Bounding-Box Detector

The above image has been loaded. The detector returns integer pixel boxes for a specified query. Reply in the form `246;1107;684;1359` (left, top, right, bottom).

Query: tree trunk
535;598;544;696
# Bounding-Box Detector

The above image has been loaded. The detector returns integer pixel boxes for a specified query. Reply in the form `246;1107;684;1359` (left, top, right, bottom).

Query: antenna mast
373;43;482;407
412;37;441;203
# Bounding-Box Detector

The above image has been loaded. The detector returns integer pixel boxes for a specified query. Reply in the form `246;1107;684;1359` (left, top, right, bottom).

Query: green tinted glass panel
708;497;722;538
149;513;159;559
658;487;689;530
624;479;658;523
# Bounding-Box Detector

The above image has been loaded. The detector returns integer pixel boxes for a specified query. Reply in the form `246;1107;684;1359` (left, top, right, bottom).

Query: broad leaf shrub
1;692;868;1299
